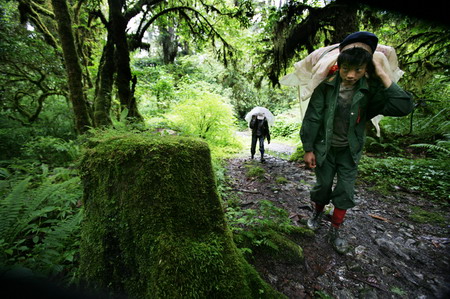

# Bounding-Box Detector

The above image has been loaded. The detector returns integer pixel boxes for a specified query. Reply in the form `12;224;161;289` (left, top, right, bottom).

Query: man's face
339;63;367;86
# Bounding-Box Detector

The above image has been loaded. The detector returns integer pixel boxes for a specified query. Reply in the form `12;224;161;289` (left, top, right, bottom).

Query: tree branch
124;0;164;21
28;0;55;18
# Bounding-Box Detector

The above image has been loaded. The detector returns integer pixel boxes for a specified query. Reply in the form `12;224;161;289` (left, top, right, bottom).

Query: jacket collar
325;73;369;91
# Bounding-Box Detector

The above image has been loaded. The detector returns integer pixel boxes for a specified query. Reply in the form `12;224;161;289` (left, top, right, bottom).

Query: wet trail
225;130;450;298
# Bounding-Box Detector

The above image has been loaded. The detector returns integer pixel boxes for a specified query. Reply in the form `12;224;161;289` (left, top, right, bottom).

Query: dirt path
225;131;450;298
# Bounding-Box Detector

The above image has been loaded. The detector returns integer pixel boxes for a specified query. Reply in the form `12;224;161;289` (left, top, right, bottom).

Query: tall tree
160;25;178;64
87;0;246;125
0;2;64;125
50;0;92;133
108;0;140;121
16;0;248;128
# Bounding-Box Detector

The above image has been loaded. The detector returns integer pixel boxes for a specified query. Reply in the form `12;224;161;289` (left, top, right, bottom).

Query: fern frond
420;107;448;131
411;143;450;155
33;210;83;274
0;178;30;242
23;177;80;220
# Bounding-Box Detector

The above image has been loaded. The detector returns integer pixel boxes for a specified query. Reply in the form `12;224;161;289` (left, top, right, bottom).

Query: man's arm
368;59;413;118
373;58;392;88
249;115;256;129
300;82;328;169
300;83;327;152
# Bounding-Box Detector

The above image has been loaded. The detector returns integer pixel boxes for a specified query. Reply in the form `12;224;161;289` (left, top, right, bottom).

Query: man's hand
372;57;392;88
304;151;316;169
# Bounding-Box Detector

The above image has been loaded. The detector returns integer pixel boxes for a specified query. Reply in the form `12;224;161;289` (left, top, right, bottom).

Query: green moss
275;176;288;184
288;225;315;238
79;132;285;298
263;229;304;263
289;145;305;162
235;229;304;264
245;164;266;180
408;206;447;226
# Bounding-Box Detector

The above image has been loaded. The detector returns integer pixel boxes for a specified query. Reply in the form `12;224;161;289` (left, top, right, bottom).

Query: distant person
250;113;271;162
300;31;413;254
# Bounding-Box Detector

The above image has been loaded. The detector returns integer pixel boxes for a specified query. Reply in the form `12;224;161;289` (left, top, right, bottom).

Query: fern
0;178;31;244
32;210;83;275
0;170;82;277
411;143;450;156
419;107;448;132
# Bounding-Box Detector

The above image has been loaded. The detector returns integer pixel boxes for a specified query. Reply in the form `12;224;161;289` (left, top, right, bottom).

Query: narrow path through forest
225;130;450;299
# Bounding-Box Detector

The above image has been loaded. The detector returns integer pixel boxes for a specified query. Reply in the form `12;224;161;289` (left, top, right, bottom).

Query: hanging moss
79;132;285;298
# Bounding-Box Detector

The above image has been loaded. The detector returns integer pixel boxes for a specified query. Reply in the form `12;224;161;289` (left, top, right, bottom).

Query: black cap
339;31;378;54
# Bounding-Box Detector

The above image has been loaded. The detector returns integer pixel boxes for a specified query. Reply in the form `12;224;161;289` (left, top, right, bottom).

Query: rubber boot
307;210;324;230
260;150;265;162
327;226;348;254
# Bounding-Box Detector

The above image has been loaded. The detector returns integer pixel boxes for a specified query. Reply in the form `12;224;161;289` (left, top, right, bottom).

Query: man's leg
307;151;336;230
258;136;265;162
310;151;336;207
250;135;257;159
330;146;358;212
327;146;357;254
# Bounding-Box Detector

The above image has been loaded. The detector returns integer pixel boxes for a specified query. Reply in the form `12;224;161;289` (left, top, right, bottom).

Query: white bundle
280;44;404;136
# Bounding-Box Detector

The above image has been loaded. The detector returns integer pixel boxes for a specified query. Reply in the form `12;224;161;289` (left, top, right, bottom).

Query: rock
375;237;411;260
355;245;366;255
413;271;424;280
405;238;416;247
267;273;278;284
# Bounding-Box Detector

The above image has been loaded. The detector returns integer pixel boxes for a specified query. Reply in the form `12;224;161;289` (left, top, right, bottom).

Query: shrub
21;136;80;167
0;126;32;160
165;82;241;158
270;113;302;139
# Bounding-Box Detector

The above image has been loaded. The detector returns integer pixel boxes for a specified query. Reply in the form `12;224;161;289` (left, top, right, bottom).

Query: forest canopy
1;0;448;134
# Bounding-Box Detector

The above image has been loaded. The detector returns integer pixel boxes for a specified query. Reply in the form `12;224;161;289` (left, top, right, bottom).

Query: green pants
310;146;358;210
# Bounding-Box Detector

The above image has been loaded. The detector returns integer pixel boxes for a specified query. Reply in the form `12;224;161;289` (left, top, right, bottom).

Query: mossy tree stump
79;134;284;298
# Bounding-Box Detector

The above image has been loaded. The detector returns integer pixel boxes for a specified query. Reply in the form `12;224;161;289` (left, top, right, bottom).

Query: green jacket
300;74;413;166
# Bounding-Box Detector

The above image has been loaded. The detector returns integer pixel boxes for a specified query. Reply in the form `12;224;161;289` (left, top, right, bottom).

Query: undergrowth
224;199;311;256
358;156;449;203
0;166;82;281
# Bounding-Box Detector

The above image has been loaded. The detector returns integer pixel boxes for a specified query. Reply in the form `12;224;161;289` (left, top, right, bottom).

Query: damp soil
224;132;450;299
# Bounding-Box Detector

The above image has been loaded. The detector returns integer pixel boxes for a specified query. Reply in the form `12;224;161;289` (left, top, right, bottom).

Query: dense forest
0;0;449;297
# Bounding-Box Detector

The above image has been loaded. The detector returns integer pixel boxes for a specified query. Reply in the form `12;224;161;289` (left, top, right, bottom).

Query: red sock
331;208;347;228
315;203;325;213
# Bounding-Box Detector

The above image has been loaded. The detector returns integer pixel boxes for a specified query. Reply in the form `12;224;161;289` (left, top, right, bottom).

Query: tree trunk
109;0;142;121
79;134;284;298
93;37;115;127
329;2;359;44
161;26;178;64
51;0;91;133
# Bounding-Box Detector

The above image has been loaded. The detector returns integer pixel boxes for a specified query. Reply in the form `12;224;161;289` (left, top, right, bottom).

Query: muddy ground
224;132;450;299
